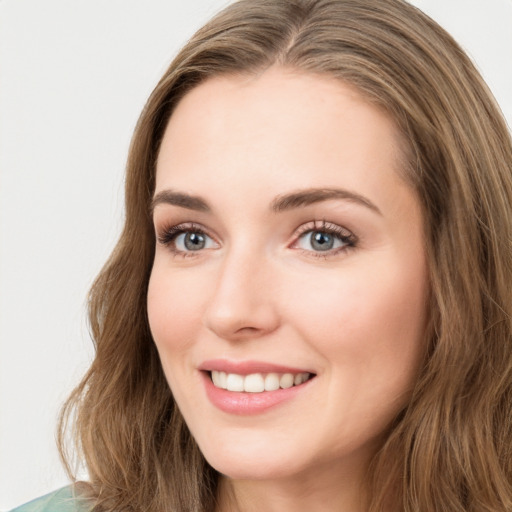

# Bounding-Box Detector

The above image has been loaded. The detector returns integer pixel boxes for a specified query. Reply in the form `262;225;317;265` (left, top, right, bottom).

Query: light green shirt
9;487;91;512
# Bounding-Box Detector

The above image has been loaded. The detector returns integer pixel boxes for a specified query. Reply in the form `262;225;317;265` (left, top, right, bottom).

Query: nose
203;250;280;341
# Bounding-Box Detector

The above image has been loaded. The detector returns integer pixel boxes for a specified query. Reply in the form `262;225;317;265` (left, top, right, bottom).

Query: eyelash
156;220;357;259
157;222;212;258
292;220;357;258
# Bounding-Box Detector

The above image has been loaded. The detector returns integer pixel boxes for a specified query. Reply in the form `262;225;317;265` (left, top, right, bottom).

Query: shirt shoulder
9;486;92;512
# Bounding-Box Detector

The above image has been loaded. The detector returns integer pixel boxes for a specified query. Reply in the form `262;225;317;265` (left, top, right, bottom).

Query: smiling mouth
209;371;314;393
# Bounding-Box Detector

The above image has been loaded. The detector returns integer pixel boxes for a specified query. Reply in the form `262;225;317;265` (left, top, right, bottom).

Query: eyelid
292;220;353;239
156;221;220;255
289;220;357;256
155;219;356;258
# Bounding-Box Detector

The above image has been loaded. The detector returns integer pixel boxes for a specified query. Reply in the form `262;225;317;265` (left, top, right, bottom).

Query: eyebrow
271;187;382;215
151;187;381;215
151;190;210;213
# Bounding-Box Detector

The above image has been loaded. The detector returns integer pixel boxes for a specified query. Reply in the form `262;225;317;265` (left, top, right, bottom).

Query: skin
147;67;429;512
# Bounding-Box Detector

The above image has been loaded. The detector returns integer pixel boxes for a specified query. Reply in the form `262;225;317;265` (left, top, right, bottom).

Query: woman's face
148;68;428;482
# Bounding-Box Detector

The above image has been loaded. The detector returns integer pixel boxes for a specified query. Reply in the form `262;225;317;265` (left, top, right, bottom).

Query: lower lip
201;372;313;415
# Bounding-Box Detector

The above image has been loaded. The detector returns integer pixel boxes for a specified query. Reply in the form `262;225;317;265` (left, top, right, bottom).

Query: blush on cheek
288;259;427;372
149;307;197;354
148;271;197;351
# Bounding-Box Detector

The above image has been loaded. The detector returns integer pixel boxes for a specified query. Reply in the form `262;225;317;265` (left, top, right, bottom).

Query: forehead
155;68;408;211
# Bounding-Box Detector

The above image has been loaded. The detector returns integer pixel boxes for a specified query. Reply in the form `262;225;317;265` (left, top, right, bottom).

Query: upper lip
198;359;315;375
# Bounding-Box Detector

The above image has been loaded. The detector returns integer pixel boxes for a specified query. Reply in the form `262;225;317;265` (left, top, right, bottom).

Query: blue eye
174;231;215;251
158;224;217;254
295;223;356;254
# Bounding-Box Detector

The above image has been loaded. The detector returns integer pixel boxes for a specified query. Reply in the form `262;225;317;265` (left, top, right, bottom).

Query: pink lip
198;359;313;375
198;360;315;416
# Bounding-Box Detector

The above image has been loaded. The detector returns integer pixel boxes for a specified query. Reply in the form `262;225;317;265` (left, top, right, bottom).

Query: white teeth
226;373;244;392
264;373;280;391
211;370;228;389
280;373;294;389
211;371;311;392
211;370;222;388
218;371;227;389
244;373;265;393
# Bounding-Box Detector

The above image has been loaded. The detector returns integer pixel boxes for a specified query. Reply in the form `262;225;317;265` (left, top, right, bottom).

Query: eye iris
311;231;334;251
184;232;206;250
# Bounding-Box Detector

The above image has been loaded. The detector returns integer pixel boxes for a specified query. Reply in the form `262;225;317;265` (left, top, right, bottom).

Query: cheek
284;253;428;377
147;264;206;356
285;254;428;446
147;266;206;411
147;262;221;423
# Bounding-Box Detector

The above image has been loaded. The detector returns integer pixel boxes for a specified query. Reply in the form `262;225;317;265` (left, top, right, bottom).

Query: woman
13;0;512;511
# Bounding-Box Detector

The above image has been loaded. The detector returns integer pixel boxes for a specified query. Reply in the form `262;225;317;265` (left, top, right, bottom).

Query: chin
208;457;299;481
197;436;307;481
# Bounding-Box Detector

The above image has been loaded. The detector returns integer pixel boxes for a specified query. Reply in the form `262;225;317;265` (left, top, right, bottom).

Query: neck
215;460;370;512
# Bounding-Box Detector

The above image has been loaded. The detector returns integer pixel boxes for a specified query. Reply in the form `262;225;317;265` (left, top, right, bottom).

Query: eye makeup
155;218;357;260
291;220;357;258
156;222;218;258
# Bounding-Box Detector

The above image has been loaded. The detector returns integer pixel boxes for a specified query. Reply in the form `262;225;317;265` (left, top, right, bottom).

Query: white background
1;0;511;509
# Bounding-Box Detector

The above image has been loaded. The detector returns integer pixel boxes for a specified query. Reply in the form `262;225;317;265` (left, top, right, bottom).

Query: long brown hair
58;1;512;510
